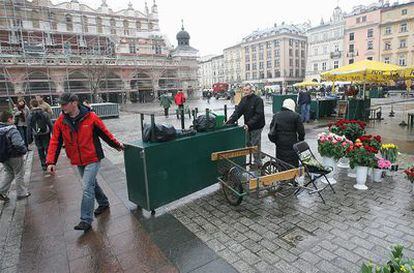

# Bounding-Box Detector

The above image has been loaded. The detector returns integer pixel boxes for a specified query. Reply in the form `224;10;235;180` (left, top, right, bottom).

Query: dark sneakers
74;221;91;232
0;193;9;202
17;192;31;200
94;205;110;216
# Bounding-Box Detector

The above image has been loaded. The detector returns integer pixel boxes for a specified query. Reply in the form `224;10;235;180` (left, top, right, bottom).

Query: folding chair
293;141;335;204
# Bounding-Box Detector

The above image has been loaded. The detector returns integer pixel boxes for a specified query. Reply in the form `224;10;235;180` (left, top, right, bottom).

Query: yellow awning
293;81;321;87
399;67;414;79
321;60;401;82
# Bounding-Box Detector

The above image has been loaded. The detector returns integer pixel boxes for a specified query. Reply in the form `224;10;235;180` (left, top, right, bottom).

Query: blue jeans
77;162;109;224
301;103;310;122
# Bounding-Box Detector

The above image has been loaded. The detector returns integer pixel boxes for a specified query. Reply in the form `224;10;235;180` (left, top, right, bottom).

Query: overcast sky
60;0;404;56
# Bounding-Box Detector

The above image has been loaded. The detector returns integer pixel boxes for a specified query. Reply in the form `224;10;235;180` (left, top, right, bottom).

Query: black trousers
35;134;50;171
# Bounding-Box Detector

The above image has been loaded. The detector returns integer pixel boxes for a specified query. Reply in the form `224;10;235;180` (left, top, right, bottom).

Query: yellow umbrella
293;81;321;87
321;60;401;83
399;67;414;79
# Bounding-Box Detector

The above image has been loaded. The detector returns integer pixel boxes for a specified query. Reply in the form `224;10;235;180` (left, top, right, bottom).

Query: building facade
344;4;383;65
223;44;242;85
198;55;216;89
306;7;345;81
0;0;198;103
211;54;224;84
380;2;414;66
241;23;308;88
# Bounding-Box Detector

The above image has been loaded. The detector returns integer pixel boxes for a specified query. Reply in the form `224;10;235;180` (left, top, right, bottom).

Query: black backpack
0;130;10;163
31;112;49;136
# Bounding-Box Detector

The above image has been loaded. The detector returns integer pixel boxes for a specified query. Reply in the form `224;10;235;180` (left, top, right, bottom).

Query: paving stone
317;260;345;273
239;249;261;265
299;251;322;265
335;247;362;264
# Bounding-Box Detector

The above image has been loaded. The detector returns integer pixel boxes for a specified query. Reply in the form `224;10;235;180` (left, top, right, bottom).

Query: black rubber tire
260;160;280;176
222;167;244;206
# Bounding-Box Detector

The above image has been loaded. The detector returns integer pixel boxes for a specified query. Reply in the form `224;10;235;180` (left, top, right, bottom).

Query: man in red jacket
47;93;124;232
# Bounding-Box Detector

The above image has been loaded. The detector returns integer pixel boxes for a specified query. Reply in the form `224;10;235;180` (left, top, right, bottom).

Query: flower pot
321;156;337;184
354;166;368;190
337;157;350;169
367;168;373;179
348;167;357;178
373;169;383;183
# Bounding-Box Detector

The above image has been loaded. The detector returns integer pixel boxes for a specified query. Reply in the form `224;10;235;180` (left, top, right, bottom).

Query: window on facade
96;17;103;33
301;50;305;57
367;28;373;38
322;62;327;71
32;10;40;28
260;72;265;79
384;57;390;64
258;43;264;51
274;70;281;77
274;59;280;67
245;55;250;63
399;55;406;66
251;45;256;52
385;26;392;35
334;44;339;52
252;63;257;70
385;41;391;50
289;59;293;66
367;57;373;60
48;12;57;30
295;59;299;67
266;60;272;68
349;59;354;64
267;71;272;78
362;16;367;22
313;63;318;72
289;69;293;77
266;41;271;48
252;72;257;79
289;39;293;46
149;22;153;30
129;43;136;54
289;49;293;56
274;40;279;47
274;49;280;57
295;49;299;56
267;51;272;59
65;14;73;31
301;60;305;67
110;18;116;34
400;22;408;32
82;16;88;32
259;52;263;60
245;73;250;80
136;21;141;30
245;64;250;71
349;44;354;53
252;54;257;61
334;60;339;69
349;32;354;41
367;40;373;50
123;20;129;35
356;17;361;23
402;9;408;15
259;62;264;69
400;39;407;48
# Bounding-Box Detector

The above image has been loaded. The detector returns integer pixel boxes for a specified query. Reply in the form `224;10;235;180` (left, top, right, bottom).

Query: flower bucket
337;157;350;169
321;156;337;184
354;166;368;190
348;167;357;178
373;168;383;183
367;168;373;179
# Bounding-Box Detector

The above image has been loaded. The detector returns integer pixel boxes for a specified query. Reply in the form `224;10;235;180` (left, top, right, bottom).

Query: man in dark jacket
27;99;53;173
0;111;30;202
298;89;311;123
46;93;124;232
227;84;265;167
268;98;305;167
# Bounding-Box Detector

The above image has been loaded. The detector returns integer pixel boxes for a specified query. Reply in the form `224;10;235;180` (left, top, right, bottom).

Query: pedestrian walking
46;93;124;232
226;84;265;169
268;98;305;167
298;88;311;123
13;98;30;148
159;93;172;117
0;111;30;203
174;90;186;119
206;91;211;104
35;95;53;118
27;99;53;173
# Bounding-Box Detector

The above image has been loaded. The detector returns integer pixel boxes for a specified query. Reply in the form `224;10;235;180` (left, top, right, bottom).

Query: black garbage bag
192;115;216;132
143;123;177;142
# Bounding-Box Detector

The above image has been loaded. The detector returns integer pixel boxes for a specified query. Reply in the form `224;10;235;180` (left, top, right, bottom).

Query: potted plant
347;139;376;190
359;135;382;178
373;156;391;183
361;245;414;273
380;144;399;175
318;132;353;184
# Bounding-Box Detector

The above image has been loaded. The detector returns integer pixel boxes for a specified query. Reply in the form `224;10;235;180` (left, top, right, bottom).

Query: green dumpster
346;98;371;120
124;126;246;213
311;99;338;119
272;94;297;114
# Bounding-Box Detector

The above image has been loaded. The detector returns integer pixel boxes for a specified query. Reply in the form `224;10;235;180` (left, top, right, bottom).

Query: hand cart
211;146;305;206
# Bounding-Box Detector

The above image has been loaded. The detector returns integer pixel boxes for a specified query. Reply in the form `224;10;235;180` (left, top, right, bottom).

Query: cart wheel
260;160;280;176
151;210;156;215
222;167;244;206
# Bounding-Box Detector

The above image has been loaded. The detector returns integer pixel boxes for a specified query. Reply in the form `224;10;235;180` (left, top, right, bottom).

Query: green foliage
361;245;414;273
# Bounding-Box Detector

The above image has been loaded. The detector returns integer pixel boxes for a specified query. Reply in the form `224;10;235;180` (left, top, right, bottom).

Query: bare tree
83;59;107;103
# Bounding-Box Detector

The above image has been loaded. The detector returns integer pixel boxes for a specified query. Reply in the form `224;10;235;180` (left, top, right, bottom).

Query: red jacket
174;92;186;106
46;106;122;166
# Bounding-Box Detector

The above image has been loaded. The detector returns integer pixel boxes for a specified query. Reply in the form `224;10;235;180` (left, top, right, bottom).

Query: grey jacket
13;106;30;127
0;123;27;158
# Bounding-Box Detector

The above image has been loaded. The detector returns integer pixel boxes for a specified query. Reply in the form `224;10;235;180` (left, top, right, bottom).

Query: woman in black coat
268;98;305;167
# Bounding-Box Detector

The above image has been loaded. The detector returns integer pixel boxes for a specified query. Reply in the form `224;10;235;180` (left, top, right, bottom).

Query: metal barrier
51;103;119;120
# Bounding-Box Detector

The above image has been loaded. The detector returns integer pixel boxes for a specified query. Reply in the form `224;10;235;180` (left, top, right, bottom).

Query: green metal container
311;99;338;119
346;98;371;120
123;126;246;213
272;94;298;114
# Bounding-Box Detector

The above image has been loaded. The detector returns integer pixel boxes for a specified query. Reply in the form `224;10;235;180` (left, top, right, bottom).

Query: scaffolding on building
0;0;195;105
